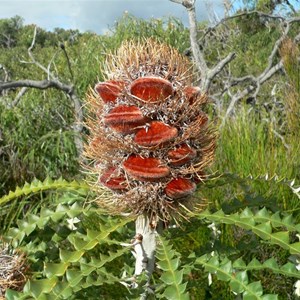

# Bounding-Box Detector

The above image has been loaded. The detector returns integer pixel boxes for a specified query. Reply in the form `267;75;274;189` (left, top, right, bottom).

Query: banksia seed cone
0;242;29;297
84;40;216;224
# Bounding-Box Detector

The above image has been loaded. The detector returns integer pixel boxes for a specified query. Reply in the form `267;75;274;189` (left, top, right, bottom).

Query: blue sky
0;0;225;34
1;0;299;35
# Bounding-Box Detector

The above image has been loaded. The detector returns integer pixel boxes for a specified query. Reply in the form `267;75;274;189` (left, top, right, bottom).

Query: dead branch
25;27;57;80
12;87;27;107
221;19;300;125
0;79;72;92
170;0;235;92
170;0;300;126
0;27;84;157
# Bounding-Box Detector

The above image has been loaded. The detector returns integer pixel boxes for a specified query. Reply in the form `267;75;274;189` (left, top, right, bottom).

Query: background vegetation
1;1;300;298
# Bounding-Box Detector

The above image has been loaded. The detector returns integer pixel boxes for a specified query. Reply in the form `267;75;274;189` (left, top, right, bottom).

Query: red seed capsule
130;76;173;102
167;143;197;166
165;177;196;199
104;105;145;125
99;167;128;190
108;122;145;135
123;155;170;181
184;86;201;104
134;121;178;147
104;105;147;135
95;80;125;103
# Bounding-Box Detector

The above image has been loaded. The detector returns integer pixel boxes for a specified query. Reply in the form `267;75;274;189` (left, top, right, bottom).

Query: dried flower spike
84;39;216;225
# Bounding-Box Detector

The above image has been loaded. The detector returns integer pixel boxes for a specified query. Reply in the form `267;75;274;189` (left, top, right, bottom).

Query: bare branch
60;43;74;80
221;60;284;126
171;0;236;92
169;0;183;4
0;79;84;156
26;27;56;80
1;27;85;157
12;87;27;107
202;52;236;91
0;79;72;93
199;11;286;51
0;64;10;82
170;0;300;111
185;0;208;77
220;17;300;124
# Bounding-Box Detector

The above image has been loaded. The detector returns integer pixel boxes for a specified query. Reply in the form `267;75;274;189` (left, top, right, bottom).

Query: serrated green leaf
256;207;270;219
270;231;290;249
263;258;278;269
241;207;254;218
5;289;27;300
289;242;300;254
261;295;279;300
52;281;73;299
163;283;189;300
204;255;219;273
24;278;57;298
40;208;54;218
243;281;263;299
158;257;180;272
236;217;256;230
68;218;131;251
6;227;25;244
195;254;208;264
80;264;95;276
69;235;97;250
282;214;294;227
252;222;272;240
248;258;261;268
0;177;90;206
66;269;83;287
50;211;65;223
160;269;184;285
157;236;188;299
59;249;84;263
217;261;232;282
269;212;283;228
229;271;248;294
44;262;69;277
281;262;298;273
16;220;36;235
233;257;246;268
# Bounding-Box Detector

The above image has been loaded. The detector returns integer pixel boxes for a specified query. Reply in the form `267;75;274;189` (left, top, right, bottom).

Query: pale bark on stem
185;1;208;78
134;214;163;298
135;215;162;277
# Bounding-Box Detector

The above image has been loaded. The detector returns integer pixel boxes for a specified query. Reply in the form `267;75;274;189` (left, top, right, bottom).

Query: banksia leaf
84;39;216;224
0;177;90;206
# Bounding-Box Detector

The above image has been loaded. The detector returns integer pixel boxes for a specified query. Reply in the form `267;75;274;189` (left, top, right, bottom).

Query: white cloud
0;0;224;33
